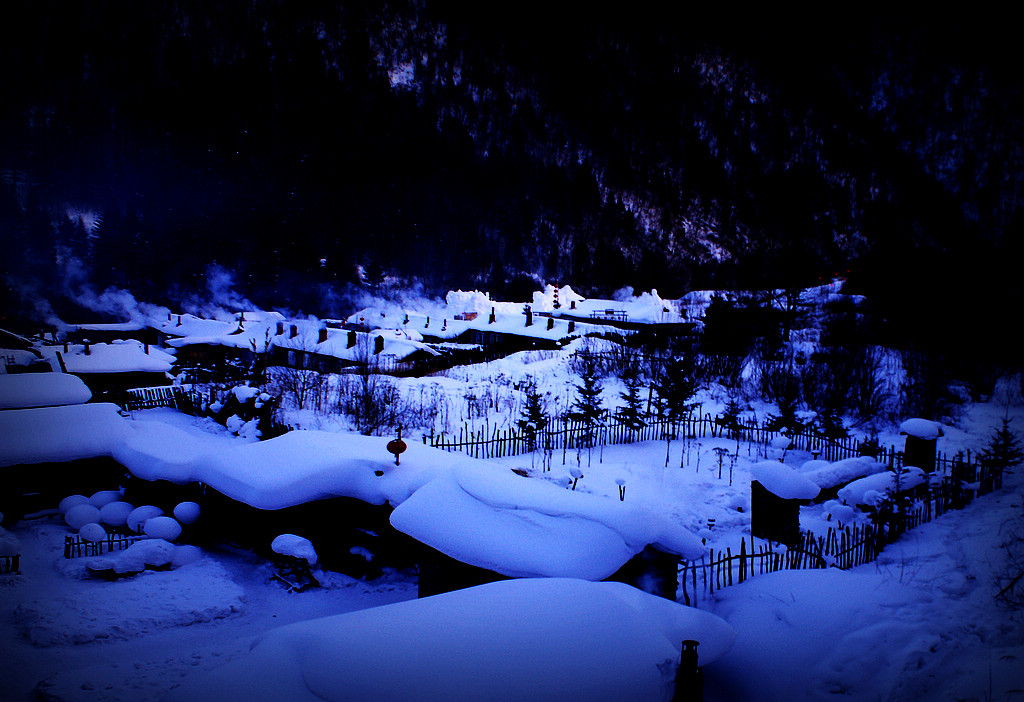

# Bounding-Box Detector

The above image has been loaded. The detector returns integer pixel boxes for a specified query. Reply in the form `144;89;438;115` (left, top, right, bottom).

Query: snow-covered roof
0;373;92;409
162;577;736;702
899;418;944;440
273;326;438;363
800;456;888;492
751;461;821;500
38;341;175;374
70;321;146;333
390;464;705;580
0;403;128;467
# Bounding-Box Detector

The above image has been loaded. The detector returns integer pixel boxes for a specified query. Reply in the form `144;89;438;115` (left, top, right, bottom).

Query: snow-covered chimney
290;325;298;338
374;336;384;354
318;327;328;344
83;339;91;355
347;331;357;348
276;321;284;335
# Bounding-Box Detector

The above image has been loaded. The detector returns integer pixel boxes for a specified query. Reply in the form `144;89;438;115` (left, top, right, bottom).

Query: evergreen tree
614;369;647;438
568;355;606;447
979;417;1024;471
653;355;698;421
517;379;549;450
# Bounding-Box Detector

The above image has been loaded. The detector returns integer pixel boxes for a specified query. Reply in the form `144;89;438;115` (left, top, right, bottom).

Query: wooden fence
679;456;1002;606
64;533;143;559
426;411;975;474
121;385;207;414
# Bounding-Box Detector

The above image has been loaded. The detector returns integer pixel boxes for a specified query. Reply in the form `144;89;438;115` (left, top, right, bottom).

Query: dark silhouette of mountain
0;1;1020;364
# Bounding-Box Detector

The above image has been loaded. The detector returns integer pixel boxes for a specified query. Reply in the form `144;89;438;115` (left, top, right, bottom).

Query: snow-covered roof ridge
163;577;736;702
390;463;705;580
0;373;93;409
800;456;888;491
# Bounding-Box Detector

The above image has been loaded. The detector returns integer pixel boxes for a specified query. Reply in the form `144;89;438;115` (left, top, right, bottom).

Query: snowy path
704;468;1024;701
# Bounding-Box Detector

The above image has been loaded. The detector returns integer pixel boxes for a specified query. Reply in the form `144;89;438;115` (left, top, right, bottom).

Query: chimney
374;336;384;354
83;339;91;355
489;307;495;324
568;321;575;333
672;640;702;702
525;305;532;327
276;321;284;335
290;325;298;339
318;327;328;344
347;331;357;348
547;317;554;330
571;300;576;310
177;315;182;326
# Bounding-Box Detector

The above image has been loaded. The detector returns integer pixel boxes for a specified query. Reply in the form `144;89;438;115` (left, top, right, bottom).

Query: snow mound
801;456;888;491
390;464;704;580
837;467;928;508
78;522;107;542
174;501;201;525
64;504;101;530
99;501;134;527
271;534;318;564
899;418;944;440
750;461;820;500
144;516;182;541
0;372;92;409
127;505;164;533
164;578;735;702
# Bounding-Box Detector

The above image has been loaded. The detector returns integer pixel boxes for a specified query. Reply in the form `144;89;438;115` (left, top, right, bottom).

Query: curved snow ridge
390;464;705;580
164;578;736;702
0;372;93;409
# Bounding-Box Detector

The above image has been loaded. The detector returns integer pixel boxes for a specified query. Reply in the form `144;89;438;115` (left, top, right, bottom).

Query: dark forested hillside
0;1;1020;362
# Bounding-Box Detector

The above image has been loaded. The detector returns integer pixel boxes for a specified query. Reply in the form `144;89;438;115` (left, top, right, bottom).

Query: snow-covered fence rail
64;533;143;559
120;386;207;414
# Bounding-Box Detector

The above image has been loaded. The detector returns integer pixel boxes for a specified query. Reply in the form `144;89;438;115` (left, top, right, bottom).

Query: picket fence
64;533;143;559
426;412;968;473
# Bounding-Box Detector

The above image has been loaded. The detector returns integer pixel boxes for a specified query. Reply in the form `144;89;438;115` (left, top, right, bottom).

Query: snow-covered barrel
899;418;944;473
750;461;820;545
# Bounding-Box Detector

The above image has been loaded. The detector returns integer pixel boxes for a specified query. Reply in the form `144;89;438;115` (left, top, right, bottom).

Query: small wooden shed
750;461;820;545
899;418;944;473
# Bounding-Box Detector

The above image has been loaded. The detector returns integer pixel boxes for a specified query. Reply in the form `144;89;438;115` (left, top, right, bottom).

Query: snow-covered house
750;461;821;544
0;403;129;524
389;464;706;600
37;341;176;396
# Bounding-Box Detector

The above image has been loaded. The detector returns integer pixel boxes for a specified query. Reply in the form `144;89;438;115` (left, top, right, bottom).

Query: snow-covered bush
143;516;182;541
88;490;123;509
99;501;134;527
127;505;164;533
65;504;101;530
79;522;108;543
59;494;90;515
173;502;201;525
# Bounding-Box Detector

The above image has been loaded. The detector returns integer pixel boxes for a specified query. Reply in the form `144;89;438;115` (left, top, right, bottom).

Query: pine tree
614;369;647;438
653;355;698;421
517;379;549;451
979;417;1024;471
569;355;605;447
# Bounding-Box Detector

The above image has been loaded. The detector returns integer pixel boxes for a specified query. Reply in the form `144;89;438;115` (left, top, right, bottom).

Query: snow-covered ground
2;284;1022;701
1;398;1020;701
